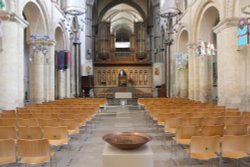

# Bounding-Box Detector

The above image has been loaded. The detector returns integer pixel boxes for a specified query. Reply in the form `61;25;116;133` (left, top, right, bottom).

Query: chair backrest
176;126;200;140
0;126;17;140
222;135;248;153
242;116;250;126
42;126;68;144
1;110;16;114
201;125;224;137
190;135;220;154
0;119;16;126
224;116;242;125
225;111;241;117
18;126;43;139
225;124;248;135
58;119;80;134
17;114;33;119
0;113;16;118
0;139;16;164
201;117;224;126
164;118;179;128
245;135;250;154
18;119;39;127
37;119;59;127
179;118;201;126
18;139;50;159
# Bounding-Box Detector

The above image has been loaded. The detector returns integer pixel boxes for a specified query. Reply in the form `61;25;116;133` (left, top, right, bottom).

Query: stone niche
94;66;152;98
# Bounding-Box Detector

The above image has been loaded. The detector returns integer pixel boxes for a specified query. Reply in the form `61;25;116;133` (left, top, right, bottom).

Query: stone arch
192;1;221;42
22;0;48;36
55;25;66;50
194;4;220;103
22;1;49;104
99;0;146;22
54;25;67;99
176;29;189;98
177;29;189;52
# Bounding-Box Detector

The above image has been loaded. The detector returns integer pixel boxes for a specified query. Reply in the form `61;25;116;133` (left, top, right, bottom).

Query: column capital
213;17;239;34
27;39;56;46
187;43;198;49
0;11;28;28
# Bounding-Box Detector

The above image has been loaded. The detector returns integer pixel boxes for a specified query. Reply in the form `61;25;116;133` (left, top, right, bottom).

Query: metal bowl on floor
103;132;152;150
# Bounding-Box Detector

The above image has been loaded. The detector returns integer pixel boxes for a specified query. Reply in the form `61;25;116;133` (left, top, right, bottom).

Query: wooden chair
18;126;43;139
58;119;80;135
42;126;69;147
0;139;16;165
0;126;17;142
18;119;39;127
164;118;180;135
175;126;200;146
222;135;249;165
188;136;220;166
18;139;52;166
225;124;248;135
201;125;224;137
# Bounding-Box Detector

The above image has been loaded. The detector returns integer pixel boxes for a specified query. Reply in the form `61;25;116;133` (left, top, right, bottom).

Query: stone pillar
193;47;200;101
28;44;45;104
48;42;55;101
214;18;246;109
187;44;195;100
58;70;66;98
0;13;27;109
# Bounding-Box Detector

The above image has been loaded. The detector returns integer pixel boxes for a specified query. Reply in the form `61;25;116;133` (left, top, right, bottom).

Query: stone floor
10;105;250;167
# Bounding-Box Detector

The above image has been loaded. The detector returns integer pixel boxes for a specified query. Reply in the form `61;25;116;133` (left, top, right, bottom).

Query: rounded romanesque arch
22;1;49;104
192;1;221;42
175;29;189;98
22;0;48;36
194;4;220;103
99;0;146;22
177;29;189;52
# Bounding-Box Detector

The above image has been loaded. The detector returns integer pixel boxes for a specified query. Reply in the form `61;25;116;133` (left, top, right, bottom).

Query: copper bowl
103;132;152;150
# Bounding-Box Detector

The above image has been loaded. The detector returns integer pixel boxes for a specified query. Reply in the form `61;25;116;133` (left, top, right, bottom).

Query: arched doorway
197;6;219;103
22;1;47;103
176;29;189;98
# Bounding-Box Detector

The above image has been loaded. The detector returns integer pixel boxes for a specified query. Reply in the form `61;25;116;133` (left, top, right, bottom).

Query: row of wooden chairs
187;135;250;166
0;126;69;146
0;138;53;166
0;98;107;166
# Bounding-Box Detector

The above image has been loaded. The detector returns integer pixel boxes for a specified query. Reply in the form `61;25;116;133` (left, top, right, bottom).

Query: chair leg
188;156;191;167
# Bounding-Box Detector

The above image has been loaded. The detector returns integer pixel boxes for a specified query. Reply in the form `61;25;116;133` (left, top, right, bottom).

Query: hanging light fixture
159;0;182;97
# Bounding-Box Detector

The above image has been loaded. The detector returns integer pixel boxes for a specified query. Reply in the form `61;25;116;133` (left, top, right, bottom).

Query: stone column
0;13;28;109
59;70;66;98
48;41;55;101
214;18;246;109
193;46;200;101
28;41;45;104
187;44;195;100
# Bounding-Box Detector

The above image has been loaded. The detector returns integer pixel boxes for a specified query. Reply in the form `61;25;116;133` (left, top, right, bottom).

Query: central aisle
51;105;172;167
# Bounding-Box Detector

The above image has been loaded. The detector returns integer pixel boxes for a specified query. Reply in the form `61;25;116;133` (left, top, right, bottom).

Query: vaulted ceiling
101;3;143;33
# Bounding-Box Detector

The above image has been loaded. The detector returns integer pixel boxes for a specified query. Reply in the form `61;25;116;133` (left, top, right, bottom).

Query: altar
102;144;153;167
114;92;132;98
114;92;132;105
